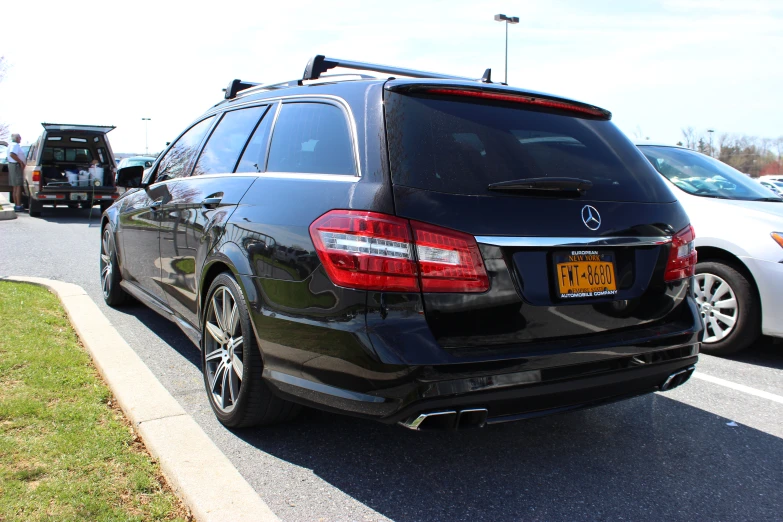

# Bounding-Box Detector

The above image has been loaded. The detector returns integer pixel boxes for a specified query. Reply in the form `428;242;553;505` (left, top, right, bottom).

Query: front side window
155;117;215;182
266;103;355;175
193;106;266;176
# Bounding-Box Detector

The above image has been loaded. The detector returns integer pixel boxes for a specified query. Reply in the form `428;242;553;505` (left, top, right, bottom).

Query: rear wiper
487;177;593;194
751;197;783;202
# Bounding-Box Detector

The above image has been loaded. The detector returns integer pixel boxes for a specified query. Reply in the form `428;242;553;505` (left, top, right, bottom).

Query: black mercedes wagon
101;55;701;430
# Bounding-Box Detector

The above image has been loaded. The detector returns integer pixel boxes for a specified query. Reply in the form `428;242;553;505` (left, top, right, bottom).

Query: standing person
8;133;26;213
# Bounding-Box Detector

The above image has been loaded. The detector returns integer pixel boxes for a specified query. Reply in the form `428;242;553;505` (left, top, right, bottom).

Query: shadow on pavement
24;206;104;226
236;394;783;521
113;299;201;369
723;337;783;371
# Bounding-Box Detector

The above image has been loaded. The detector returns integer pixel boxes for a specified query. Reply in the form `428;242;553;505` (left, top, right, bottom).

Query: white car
638;145;783;355
759;179;783;197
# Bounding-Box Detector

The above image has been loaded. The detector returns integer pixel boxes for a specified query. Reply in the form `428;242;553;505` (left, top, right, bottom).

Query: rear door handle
201;197;222;209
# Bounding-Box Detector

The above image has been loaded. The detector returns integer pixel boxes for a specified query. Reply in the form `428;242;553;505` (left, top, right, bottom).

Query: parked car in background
23;123;120;216
102;55;701;431
759;179;783;197
117;156;156;170
639;144;783;354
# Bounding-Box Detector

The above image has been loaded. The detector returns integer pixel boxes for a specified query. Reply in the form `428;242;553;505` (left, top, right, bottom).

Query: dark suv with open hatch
102;55;701;430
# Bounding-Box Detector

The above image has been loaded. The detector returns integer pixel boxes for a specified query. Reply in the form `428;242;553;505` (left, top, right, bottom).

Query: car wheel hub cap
693;273;738;344
204;286;244;413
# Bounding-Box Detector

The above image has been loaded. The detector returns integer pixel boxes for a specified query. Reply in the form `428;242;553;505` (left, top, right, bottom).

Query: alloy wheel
693;273;738;343
100;229;113;299
204;286;244;413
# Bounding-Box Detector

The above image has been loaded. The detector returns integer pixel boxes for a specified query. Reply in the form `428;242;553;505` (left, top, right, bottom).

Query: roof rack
303;54;491;83
223;55;494;100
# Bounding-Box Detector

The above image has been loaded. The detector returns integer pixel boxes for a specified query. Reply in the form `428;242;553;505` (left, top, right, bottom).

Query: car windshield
639;145;782;201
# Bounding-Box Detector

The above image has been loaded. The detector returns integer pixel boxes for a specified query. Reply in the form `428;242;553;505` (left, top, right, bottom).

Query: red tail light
664;225;697;282
421;88;611;119
32;170;41;182
309;210;489;293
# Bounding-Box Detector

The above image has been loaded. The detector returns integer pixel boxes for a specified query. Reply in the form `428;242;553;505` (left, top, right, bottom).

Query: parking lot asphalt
1;203;781;522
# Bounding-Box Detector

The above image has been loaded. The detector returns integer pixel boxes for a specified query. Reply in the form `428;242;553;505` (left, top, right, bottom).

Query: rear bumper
265;339;700;425
33;190;118;203
742;257;783;338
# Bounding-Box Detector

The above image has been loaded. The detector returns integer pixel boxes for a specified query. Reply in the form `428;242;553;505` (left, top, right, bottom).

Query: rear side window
236;106;275;173
155;116;214;181
385;92;673;202
193;106;267;176
267;102;355;175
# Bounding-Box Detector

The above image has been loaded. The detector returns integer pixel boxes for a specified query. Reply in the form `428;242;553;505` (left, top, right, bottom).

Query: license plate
71;193;88;201
554;251;617;299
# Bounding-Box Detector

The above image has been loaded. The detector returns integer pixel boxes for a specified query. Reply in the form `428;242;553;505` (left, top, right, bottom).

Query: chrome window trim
475;236;672;247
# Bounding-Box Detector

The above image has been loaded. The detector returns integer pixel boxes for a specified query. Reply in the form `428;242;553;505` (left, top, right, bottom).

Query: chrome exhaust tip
456;408;488;429
660;366;696;391
398;411;457;431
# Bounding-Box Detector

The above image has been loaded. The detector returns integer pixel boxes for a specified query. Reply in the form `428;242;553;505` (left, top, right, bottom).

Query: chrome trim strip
256;171;360;182
475;236;673;248
263;369;387;403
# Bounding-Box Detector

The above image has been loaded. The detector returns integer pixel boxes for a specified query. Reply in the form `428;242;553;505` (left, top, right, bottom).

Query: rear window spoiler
42;123;116;133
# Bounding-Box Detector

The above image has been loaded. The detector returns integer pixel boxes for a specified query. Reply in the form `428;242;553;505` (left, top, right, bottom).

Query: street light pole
142;118;151;155
494;14;519;84
707;129;714;158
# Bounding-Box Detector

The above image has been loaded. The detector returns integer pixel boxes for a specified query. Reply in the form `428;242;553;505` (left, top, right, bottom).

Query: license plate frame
71;192;88;201
553;250;618;299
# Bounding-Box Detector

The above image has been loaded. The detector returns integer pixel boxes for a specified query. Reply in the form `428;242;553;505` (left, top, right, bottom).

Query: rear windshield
385;92;674;203
43;147;94;162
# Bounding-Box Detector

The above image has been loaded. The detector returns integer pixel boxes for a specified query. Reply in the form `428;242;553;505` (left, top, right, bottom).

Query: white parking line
692;372;783;405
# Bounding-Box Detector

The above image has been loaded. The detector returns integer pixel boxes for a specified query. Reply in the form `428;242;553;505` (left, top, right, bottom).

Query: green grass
0;281;190;522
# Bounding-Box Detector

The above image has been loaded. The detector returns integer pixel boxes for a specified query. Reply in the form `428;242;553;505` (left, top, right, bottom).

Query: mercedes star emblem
581;205;601;230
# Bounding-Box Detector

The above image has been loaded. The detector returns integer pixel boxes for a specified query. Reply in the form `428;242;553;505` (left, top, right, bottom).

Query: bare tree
681;127;697;149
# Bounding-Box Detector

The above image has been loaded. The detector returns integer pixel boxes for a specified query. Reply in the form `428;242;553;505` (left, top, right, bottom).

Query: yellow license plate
555;251;617;299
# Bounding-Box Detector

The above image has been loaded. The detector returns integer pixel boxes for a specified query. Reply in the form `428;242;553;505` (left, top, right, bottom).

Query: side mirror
116;165;144;188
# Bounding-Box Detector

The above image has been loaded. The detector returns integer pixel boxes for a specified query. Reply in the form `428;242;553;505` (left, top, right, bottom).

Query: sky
1;0;781;154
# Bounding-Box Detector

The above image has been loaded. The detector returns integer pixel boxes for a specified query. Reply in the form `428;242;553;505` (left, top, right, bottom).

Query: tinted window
155;117;214;181
639;146;781;201
236;106;274;173
385;92;673;202
267;103;355;175
193;106;266;176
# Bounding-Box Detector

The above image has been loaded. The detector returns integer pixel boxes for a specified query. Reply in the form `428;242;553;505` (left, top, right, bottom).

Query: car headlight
772;232;783;248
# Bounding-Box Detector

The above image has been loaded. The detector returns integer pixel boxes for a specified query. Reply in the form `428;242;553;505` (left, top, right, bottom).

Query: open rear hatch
383;81;696;352
37;123;117;198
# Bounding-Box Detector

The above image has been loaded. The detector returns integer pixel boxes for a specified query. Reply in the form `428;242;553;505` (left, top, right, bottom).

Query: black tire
29;198;42;217
202;272;300;428
100;226;129;307
694;261;760;355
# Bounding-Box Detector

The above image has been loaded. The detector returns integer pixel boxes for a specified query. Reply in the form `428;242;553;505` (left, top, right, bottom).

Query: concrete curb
4;276;279;522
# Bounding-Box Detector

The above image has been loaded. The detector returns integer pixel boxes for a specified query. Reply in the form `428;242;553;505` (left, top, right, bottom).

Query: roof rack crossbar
303;55;477;82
